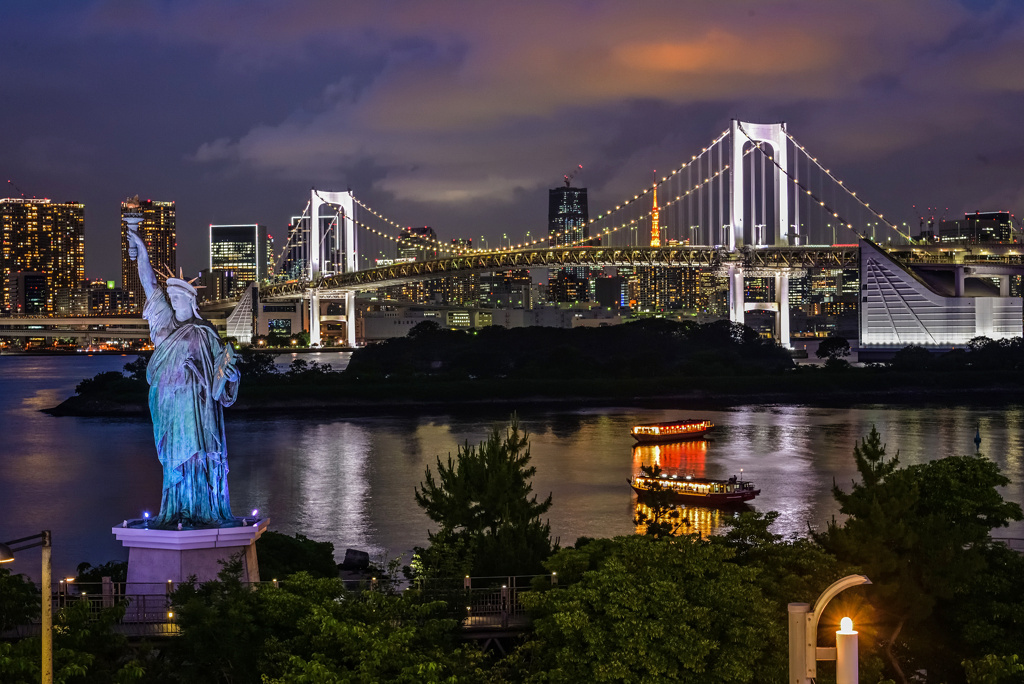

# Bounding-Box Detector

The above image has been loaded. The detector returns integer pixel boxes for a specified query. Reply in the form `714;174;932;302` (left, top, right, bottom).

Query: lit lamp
836;617;858;684
788;574;870;684
1;530;53;684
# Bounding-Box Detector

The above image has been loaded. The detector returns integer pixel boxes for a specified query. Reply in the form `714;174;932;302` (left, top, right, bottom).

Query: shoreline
42;382;1024;418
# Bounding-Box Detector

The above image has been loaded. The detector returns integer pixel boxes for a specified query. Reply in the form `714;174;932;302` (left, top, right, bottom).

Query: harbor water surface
2;353;1022;581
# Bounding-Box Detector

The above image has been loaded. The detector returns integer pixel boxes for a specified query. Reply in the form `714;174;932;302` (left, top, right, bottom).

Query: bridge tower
727;120;794;348
729;120;791;249
308;190;358;347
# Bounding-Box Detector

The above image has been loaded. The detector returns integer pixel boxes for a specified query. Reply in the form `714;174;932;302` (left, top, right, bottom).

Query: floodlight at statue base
113;518;269;620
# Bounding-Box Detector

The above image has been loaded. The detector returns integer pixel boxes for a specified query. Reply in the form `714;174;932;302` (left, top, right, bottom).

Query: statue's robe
144;289;239;527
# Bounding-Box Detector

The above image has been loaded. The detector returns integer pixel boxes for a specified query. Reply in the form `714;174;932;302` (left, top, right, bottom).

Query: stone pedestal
112;518;269;620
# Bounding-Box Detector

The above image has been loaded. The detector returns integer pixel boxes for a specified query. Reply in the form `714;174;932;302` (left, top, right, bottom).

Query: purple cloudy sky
3;0;1024;281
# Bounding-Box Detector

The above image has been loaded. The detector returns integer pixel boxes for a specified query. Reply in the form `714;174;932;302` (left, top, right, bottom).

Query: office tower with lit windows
209;224;270;295
1;198;85;313
548;186;589;247
121;199;175;311
548;185;590;302
397;226;439;261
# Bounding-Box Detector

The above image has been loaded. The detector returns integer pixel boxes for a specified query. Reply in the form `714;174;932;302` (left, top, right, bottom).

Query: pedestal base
112;518;269;619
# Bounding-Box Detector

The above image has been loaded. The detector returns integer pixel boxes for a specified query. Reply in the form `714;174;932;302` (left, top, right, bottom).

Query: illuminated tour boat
630;419;714;444
629;472;760;506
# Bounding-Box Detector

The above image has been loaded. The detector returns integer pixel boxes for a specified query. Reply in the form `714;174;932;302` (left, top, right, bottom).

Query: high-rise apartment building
1;198;85;313
209;224;270;296
121;199;175;311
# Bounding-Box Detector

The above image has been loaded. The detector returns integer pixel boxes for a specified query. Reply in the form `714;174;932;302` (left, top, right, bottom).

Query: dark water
2;353;1022;581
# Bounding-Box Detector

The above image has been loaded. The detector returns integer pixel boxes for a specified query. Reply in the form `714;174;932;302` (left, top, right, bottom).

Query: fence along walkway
1;574;553;640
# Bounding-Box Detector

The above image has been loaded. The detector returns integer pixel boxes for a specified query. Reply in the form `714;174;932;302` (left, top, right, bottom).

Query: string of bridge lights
280;125;884;267
555;147;757;249
349;129;734;255
782;129;911;241
733;122;911;243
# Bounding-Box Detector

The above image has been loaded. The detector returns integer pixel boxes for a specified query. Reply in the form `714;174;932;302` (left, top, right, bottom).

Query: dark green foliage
816;334;851;360
503;535;778;683
168;561;484;684
412;416;555;578
234;346;278;378
0;599;143;684
74;371;132;396
285;358;334;378
889;344;934;371
75;560;128;584
122;355;149;382
0;567;38;632
818;426;1024;682
347;318;793;381
963;654;1024;684
255;531;338;580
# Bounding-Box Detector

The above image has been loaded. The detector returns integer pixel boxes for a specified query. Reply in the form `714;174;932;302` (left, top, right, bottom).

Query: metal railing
3;574;555;639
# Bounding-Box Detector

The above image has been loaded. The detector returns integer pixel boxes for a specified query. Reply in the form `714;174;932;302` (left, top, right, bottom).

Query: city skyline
3;1;1024;281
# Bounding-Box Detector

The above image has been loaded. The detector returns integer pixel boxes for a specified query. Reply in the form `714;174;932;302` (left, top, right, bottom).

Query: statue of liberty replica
115;199;265;595
125;202;241;529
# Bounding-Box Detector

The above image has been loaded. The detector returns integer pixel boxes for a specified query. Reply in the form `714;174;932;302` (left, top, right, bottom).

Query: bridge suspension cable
734;122;910;244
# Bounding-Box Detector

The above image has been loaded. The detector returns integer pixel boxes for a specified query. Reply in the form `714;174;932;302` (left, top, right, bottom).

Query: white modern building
859;240;1022;348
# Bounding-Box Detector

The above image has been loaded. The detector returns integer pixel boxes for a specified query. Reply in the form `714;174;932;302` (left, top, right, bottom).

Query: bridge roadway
260;244;862;298
0;316;149;340
260;241;1024;299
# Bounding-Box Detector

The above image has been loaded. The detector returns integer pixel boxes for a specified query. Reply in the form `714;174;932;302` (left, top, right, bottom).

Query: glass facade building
121;199;175;312
209;224;270;296
1;198;85;313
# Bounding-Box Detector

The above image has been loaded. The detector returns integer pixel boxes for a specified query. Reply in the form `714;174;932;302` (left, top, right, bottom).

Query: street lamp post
788;574;870;684
1;530;53;684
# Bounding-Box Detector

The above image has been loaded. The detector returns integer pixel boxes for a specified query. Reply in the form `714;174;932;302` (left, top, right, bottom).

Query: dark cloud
2;0;1024;279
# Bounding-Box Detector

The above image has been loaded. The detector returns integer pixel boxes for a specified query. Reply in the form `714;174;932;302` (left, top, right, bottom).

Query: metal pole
42;530;52;684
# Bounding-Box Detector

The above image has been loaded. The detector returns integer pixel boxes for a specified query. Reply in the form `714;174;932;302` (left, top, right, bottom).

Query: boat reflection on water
631;440;709;476
633;502;748;538
631;440;748;537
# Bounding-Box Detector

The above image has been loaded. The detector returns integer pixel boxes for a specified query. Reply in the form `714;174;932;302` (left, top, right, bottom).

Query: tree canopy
818;426;1024;682
412;416;555;578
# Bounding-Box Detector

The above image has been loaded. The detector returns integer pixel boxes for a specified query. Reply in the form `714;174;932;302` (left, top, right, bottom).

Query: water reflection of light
633;502;736;538
632;440;708;476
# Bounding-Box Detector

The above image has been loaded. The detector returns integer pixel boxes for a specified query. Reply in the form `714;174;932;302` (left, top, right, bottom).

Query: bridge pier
728;264;745;325
309;290;321;347
345;291;356;348
776;272;790;349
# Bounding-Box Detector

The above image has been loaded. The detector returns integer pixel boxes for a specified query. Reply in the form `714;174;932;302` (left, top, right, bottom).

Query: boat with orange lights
630;419;713;443
629;472;759;506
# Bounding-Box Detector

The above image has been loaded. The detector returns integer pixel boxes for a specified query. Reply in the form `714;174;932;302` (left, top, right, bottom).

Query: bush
74;371;129;396
255;531;338;580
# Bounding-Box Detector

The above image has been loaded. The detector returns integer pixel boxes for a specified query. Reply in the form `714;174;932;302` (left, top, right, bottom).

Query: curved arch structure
730;120;790;250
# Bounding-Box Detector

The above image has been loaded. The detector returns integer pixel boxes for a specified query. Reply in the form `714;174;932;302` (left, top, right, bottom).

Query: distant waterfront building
480;270;533;309
53;279;130;316
397;227;439;261
548;185;591;302
860;239;1022;350
6;271;48;314
933;211;1015;244
1;198;85;314
209;224;270;295
121;199;175;312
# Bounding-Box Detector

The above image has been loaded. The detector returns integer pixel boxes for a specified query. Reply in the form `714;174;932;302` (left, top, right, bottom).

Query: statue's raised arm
126;227;159;300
